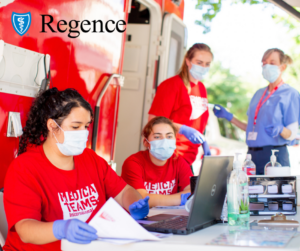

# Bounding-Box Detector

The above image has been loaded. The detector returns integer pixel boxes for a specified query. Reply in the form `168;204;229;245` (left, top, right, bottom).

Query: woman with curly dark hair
3;88;149;251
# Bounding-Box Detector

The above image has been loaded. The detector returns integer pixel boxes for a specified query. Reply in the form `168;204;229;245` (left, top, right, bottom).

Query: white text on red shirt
144;179;176;195
189;96;208;120
58;183;99;220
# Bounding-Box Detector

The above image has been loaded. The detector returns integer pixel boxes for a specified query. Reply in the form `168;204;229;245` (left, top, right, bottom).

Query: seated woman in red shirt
121;117;193;208
3;88;149;251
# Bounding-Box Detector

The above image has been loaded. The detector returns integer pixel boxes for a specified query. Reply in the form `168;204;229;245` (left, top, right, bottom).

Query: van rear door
157;13;187;86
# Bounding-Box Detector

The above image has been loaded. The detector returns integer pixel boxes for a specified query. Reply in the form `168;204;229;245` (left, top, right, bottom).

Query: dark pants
248;145;290;175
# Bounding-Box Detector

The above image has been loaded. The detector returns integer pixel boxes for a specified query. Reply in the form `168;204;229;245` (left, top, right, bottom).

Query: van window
128;0;150;24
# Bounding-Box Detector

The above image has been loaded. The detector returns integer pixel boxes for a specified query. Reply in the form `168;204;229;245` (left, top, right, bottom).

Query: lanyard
253;81;284;127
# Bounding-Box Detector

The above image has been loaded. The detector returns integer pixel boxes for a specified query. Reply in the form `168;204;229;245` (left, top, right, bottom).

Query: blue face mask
147;138;176;161
189;63;210;80
262;64;281;83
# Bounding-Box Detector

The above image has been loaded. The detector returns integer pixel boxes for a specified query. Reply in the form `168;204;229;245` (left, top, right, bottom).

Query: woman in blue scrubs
213;48;300;174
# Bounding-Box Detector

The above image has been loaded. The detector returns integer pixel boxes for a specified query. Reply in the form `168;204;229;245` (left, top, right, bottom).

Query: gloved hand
265;124;284;138
179;125;205;144
53;219;98;244
213;105;233;121
202;141;211;156
129;196;150;220
180;192;191;206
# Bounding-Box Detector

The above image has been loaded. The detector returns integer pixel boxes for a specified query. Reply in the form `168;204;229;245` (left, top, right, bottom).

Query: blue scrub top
246;84;300;147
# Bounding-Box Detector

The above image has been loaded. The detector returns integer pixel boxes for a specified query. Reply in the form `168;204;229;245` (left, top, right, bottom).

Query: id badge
248;132;258;141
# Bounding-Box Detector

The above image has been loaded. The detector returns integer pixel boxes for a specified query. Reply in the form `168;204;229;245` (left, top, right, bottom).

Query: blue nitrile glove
180;193;191;206
202;141;211;156
265;124;284;138
179;125;205;144
53;219;98;244
213;104;233;121
129;196;150;220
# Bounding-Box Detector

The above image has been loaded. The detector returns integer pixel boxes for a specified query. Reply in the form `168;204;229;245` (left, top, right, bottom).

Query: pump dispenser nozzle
234;153;242;170
264;149;282;174
271;149;279;163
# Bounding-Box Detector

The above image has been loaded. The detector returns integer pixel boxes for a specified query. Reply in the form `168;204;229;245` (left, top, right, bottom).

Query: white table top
61;207;300;251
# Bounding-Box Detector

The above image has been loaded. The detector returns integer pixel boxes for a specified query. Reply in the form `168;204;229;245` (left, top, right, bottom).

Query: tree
195;0;270;33
205;61;252;121
196;2;300;120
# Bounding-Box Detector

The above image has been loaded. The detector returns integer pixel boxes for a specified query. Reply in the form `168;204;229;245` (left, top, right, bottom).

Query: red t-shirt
121;150;192;195
148;75;209;165
3;145;126;251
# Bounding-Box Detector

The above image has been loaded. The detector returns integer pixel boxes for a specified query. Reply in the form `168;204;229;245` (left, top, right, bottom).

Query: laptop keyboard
148;215;189;230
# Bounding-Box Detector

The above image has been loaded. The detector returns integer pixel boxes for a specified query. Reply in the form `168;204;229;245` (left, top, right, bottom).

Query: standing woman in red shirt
3;88;149;251
149;43;213;170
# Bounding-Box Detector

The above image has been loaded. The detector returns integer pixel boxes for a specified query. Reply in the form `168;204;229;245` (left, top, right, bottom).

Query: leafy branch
195;0;270;34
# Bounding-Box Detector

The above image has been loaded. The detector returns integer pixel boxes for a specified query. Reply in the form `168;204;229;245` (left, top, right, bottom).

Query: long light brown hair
178;43;213;91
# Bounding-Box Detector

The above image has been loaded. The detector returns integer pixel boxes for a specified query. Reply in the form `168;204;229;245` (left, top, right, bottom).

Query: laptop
141;156;234;235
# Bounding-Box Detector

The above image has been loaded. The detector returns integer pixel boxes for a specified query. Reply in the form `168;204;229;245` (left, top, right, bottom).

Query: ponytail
283;54;293;65
18;88;93;155
178;43;213;91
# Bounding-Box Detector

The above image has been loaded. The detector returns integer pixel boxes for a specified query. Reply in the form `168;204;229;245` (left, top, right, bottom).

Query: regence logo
40;15;127;38
11;12;32;36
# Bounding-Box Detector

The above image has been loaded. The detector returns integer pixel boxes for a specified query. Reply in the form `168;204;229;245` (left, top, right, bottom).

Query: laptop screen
187;156;234;230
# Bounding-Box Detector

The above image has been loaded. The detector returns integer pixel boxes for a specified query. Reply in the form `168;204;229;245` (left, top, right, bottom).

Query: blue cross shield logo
11;12;31;36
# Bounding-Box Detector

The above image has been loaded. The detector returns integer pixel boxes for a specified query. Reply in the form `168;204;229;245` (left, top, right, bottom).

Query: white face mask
262;64;281;83
146;138;176;161
53;120;89;156
189;63;210;80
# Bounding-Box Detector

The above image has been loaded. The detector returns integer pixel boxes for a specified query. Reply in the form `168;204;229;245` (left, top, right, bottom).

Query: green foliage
195;0;269;33
195;0;222;34
272;13;300;44
197;1;300;121
272;13;300;91
205;62;252;121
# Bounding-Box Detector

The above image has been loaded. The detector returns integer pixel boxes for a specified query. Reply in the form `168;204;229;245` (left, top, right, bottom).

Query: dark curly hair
18;87;93;155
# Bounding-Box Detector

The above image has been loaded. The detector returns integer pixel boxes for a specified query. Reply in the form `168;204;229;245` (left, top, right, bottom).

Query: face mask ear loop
53;132;59;144
53;119;64;132
187;61;192;71
145;138;151;150
52;119;64;143
279;64;284;73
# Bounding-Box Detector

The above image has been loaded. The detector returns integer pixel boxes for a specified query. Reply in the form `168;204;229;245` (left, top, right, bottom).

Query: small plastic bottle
264;150;282;175
227;153;250;227
243;154;256;175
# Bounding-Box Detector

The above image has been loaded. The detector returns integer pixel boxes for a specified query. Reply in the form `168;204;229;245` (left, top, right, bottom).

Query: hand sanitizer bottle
227;153;250;226
243;154;256;175
264;150;282;175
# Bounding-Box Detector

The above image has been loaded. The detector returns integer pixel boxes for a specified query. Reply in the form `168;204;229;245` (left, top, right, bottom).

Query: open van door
157;13;187;86
115;0;162;175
